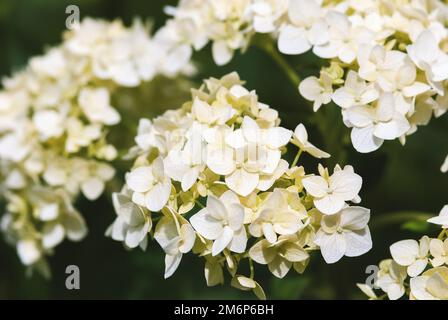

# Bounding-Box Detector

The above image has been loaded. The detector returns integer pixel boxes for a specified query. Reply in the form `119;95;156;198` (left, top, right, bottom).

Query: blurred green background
0;0;447;299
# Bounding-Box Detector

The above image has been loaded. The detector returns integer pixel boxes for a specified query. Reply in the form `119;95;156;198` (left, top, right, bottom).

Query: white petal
351;125;384;153
332;87;355;109
330;170;362;201
299;76;322;101
207;195;228;220
145;180;171;212
212;40;233;66
228;227;247;253
81;177;105;200
344;228;372;257
266;127;292;149
340;206;370;230
373;118;410;140
262;223;278;244
212;226;234;256
164;253;182;279
407;259;428;277
17;240;41;265
181;167;199;192
390;239;419;266
268;256;292;279
278;25;311;55
126;166;152;193
314;194;345;215
190;209;223;240
179;224;196;253
42;223;65;249
302;175;328;198
225;168;259;197
249;240;276;264
316;231;346;264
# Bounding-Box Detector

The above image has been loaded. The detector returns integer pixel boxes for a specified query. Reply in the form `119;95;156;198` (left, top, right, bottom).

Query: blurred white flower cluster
158;0;448;169
0;18;190;271
358;205;448;300
107;72;372;298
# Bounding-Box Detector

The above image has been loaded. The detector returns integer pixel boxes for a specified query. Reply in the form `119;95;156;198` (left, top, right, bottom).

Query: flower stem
292;149;303;167
253;36;301;88
195;200;205;209
249;258;255;279
438;229;447;240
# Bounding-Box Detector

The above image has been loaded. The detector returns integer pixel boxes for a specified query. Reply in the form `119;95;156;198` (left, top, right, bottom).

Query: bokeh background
0;0;447;299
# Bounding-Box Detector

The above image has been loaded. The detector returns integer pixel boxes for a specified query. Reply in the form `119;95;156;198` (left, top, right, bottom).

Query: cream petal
268;256;292;279
164;253;183;279
314;195;345;215
278;25;311;55
390;239;419;266
81;177;105;201
351;125;384;153
190;209;223;240
302;175;328;198
228;227;247;254
249;240;276;264
126;166;153;193
225;168;259;197
344;228;372;257
145;180;171;212
212;226;234;256
317;231;346;264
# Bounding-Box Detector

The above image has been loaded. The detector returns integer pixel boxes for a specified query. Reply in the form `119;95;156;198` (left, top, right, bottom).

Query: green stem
291;149;303;167
249;258;255;279
195;200;205;209
253;37;301;88
438;229;447;240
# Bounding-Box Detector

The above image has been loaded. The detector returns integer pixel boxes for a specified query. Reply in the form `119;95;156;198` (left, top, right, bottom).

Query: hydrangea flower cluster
107;72;372;297
0;18;190;271
157;0;448;169
358;205;448;300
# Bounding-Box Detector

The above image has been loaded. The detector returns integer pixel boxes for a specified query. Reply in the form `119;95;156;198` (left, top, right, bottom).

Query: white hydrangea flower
278;0;327;55
390;236;430;277
249;234;309;278
250;0;288;34
249;189;303;243
314;206;372;263
407;30;448;91
299;74;333;112
376;259;407;300
223;116;292;196
410;267;448;300
344;93;410;153
428;205;448;228
303;164;362;215
154;210;196;279
430;238;448;267
313;12;375;64
107;189;151;250
78;87;120;125
291;123;330;158
126;157;172;212
190;190;247;256
32;110;65;140
332;71;379;109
